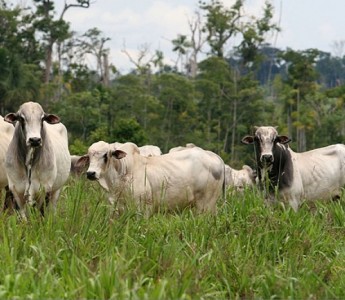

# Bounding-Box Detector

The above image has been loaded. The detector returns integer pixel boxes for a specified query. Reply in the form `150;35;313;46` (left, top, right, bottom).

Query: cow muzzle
86;171;98;181
260;154;274;166
28;137;42;148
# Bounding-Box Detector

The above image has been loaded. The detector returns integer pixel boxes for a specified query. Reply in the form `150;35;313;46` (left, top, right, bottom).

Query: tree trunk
102;53;109;87
230;68;238;164
230;97;237;165
207;109;211;144
44;41;53;84
297;127;306;152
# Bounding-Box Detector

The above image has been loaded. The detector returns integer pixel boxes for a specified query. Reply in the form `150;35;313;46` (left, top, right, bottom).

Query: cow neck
14;123;48;168
264;143;293;192
114;155;130;176
103;155;128;188
101;155;132;200
16;124;47;205
24;146;36;205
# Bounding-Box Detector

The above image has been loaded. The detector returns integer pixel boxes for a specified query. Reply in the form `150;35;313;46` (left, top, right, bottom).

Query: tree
316;51;345;88
152;73;197;152
32;0;91;84
112;118;148;145
279;48;321;151
76;27;111;86
186;10;206;78
53;88;102;142
172;34;191;73
199;0;243;58
0;2;42;113
237;1;280;70
121;42;156;75
196;57;234;153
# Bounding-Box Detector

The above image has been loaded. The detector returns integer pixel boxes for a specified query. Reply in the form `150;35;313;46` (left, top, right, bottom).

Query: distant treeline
2;1;345;168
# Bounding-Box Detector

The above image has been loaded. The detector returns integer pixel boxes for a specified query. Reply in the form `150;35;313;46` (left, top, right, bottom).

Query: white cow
0;116;15;209
76;141;225;214
224;164;256;191
168;143;196;153
110;142;162;157
242;126;345;211
4;102;71;217
70;143;162;176
138;145;162;157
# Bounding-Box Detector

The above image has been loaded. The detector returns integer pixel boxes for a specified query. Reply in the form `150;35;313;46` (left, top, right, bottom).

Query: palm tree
172;34;191;73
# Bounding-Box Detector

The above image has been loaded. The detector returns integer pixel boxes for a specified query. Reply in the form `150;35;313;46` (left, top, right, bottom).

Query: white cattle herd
1;102;345;217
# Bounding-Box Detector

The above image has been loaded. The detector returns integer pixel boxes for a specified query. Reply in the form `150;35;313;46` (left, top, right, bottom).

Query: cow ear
112;150;127;159
75;155;90;168
4;113;17;124
277;135;291;144
44;114;60;124
241;136;254;145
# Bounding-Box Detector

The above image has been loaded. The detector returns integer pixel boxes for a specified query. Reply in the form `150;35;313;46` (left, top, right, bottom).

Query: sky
11;0;345;74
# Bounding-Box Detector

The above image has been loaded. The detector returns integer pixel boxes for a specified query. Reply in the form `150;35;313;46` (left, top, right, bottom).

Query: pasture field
0;177;345;299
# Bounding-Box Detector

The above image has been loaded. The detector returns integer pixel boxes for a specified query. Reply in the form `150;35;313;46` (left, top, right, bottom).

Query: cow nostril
28;137;42;147
86;171;97;180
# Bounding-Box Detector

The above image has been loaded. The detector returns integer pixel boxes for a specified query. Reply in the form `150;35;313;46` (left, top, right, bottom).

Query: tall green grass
0;177;345;299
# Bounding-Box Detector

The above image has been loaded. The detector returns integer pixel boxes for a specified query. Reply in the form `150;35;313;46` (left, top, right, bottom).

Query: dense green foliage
2;0;345;168
1;177;345;299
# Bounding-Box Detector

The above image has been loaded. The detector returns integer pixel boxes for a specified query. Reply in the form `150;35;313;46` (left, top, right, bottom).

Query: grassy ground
0;176;345;299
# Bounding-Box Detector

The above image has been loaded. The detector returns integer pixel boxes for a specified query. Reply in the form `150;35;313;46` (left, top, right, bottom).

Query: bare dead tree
40;0;92;84
76;27;110;82
187;10;206;78
121;42;157;75
102;53;110;87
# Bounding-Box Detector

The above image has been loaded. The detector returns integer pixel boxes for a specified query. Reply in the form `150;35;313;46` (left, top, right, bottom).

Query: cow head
241;126;291;167
75;141;128;181
5;101;60;148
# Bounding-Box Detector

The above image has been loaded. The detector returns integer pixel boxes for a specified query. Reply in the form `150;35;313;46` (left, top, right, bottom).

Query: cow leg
2;186;18;212
195;187;218;214
288;197;300;212
40;189;60;216
196;200;217;214
40;191;53;216
8;188;27;220
332;195;341;201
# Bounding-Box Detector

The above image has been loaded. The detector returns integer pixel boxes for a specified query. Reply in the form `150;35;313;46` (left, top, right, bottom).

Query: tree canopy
2;0;345;168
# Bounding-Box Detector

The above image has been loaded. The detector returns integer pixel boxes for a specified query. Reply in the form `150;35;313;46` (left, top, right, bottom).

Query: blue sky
12;0;345;73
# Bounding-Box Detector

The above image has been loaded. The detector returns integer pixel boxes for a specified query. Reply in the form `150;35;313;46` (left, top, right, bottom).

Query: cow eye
103;153;108;163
